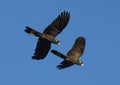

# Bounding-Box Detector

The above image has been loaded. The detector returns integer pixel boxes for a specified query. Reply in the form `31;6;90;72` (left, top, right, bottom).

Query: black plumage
51;37;86;69
25;11;70;60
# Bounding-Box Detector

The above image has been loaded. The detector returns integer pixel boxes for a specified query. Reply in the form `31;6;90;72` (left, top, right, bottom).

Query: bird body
51;37;86;69
25;11;70;60
25;27;60;45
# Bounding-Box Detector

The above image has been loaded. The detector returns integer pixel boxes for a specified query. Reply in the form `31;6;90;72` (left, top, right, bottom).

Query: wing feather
32;38;51;60
43;11;70;37
57;60;73;69
67;37;86;59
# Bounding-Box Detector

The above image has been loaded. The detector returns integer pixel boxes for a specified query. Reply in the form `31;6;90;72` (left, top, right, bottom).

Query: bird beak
81;63;84;66
58;42;60;45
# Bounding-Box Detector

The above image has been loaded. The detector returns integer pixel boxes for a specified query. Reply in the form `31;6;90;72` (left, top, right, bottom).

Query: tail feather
51;49;66;59
25;26;42;37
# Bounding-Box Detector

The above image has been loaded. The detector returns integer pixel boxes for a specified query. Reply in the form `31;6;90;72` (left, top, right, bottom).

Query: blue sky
0;0;120;85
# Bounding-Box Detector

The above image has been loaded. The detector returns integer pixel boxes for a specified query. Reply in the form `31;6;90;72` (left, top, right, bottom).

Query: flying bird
25;11;70;60
51;37;86;69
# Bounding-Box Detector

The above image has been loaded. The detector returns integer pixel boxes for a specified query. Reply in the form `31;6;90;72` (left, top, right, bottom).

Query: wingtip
61;11;70;17
32;56;44;60
63;10;70;14
25;26;29;28
78;36;86;40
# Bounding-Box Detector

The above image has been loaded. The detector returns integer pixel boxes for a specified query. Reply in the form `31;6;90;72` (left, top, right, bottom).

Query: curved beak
57;42;60;45
81;63;84;66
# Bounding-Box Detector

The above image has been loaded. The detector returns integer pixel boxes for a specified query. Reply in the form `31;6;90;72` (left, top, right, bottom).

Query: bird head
52;39;60;45
78;61;84;66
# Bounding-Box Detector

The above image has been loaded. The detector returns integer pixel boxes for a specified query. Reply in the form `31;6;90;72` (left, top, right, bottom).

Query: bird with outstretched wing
51;37;86;69
25;11;70;60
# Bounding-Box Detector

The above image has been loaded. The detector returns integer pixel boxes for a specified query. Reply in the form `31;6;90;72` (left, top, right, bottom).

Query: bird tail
51;49;66;59
25;26;42;37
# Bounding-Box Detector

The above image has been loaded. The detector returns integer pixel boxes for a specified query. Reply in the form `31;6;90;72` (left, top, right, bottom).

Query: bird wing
67;37;86;59
51;49;73;69
57;60;74;69
43;11;70;37
32;37;51;60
